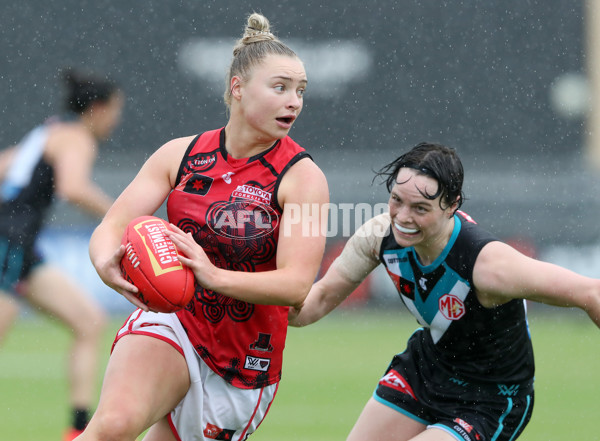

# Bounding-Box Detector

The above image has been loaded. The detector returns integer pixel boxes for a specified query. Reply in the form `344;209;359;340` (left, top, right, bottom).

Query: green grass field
0;308;597;440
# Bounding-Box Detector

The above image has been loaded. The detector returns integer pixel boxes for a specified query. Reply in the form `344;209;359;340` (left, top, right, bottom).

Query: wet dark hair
375;142;465;211
62;68;119;114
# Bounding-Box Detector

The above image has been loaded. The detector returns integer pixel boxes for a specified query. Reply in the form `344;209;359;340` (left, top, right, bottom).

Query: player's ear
230;76;243;101
448;196;460;218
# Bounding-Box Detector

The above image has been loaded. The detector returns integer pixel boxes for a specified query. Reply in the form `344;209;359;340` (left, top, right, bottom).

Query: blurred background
2;0;600;312
2;2;599;440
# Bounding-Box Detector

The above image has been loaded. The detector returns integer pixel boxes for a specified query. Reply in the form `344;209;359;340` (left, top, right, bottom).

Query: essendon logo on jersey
439;294;465;320
231;184;272;205
177;173;213;196
379;369;416;400
244;355;270;371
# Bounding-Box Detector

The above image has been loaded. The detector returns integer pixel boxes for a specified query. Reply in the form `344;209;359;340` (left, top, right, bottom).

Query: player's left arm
169;157;329;308
473;241;600;327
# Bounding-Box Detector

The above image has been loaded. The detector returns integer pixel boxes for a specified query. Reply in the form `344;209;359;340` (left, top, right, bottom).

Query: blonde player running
77;13;328;441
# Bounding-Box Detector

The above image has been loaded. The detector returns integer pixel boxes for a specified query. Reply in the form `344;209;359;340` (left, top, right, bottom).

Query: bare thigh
347;397;427;441
408;427;458;441
81;333;191;440
347;398;458;441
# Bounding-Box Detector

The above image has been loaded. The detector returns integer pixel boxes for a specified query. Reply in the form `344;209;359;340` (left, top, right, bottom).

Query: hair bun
242;13;275;44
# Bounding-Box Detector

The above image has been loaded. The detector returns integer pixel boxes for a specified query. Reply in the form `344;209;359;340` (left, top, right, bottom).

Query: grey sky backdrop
2;0;599;247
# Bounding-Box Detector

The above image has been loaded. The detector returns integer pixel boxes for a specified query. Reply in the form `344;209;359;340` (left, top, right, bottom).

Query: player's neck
413;217;455;266
223;122;276;159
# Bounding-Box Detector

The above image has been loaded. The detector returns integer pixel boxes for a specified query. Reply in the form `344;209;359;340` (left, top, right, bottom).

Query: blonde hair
224;13;298;108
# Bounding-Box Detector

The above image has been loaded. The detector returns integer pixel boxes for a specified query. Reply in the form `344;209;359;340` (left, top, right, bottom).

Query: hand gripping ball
120;216;195;312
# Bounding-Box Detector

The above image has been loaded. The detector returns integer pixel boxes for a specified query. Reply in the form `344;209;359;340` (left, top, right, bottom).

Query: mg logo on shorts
244;355;270;372
439;294;465;320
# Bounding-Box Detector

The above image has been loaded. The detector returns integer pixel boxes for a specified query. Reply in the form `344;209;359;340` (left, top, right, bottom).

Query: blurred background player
0;68;125;441
78;12;328;441
290;142;600;441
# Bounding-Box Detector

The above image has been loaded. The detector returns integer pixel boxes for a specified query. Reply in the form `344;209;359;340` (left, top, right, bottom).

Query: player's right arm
89;136;193;308
289;214;387;327
288;265;361;327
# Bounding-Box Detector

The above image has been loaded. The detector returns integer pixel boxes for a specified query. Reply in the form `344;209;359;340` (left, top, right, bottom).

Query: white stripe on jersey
1;126;48;201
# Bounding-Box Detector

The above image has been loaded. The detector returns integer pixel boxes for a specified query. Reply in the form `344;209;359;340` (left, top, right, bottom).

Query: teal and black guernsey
379;212;535;384
0;123;55;261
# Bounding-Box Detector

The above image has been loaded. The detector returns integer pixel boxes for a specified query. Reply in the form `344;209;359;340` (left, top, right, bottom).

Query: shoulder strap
174;134;202;188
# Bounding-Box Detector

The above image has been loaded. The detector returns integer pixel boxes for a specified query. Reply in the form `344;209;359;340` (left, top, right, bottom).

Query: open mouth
276;116;294;125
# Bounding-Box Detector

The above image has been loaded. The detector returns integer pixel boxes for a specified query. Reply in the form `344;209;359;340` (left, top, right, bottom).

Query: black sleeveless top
379;211;535;383
0;124;55;250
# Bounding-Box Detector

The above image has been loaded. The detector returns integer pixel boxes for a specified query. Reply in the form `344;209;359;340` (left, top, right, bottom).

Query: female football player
289;142;600;441
0;68;124;440
80;12;328;441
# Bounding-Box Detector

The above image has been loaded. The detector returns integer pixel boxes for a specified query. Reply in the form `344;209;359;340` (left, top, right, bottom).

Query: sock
72;408;90;431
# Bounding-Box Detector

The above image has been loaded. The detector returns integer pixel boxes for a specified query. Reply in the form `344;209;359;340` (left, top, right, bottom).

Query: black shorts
0;235;43;292
374;336;534;441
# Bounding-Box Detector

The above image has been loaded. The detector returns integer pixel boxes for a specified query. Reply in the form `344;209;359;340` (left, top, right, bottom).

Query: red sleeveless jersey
166;128;310;389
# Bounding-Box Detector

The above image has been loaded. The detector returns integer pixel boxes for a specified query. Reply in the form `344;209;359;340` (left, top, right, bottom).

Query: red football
120;216;195;313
